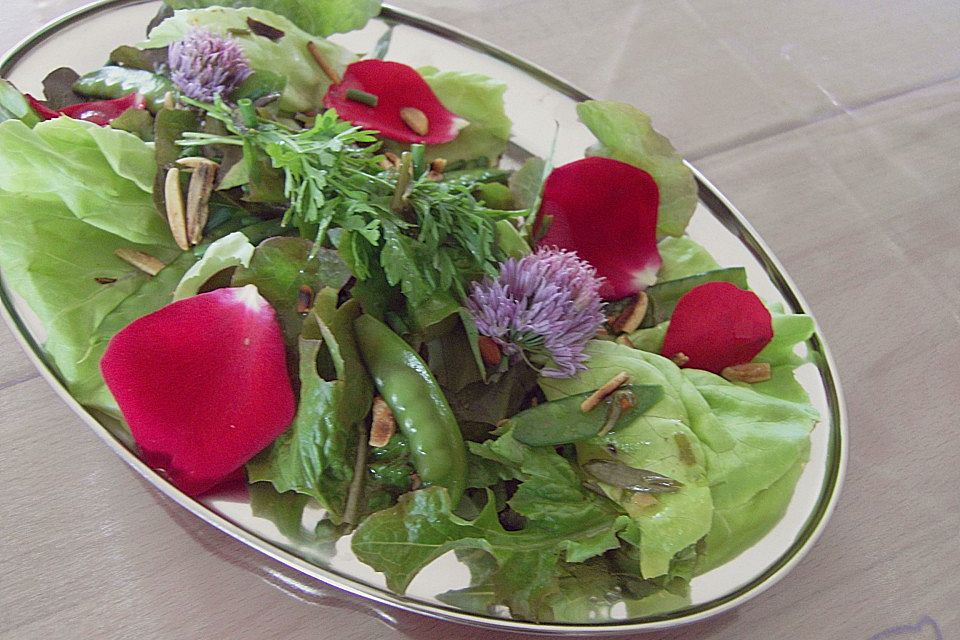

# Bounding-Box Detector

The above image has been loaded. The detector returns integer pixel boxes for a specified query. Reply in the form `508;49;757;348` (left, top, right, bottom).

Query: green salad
0;0;819;623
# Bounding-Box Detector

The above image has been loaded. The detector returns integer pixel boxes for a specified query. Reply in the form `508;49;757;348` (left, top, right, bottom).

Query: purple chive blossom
466;247;605;378
168;28;252;102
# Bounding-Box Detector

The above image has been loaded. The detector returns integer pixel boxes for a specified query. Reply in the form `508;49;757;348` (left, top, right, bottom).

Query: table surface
2;1;958;639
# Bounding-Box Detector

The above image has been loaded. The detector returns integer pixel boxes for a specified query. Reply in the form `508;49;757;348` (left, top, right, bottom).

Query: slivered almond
400;107;429;136
114;248;166;276
164;168;189;251
580;371;630;413
368;397;397;448
176;156;220;170
307;41;341;84
430;158;447;173
186;162;218;245
162;91;175;111
610;292;649;334
721;362;772;383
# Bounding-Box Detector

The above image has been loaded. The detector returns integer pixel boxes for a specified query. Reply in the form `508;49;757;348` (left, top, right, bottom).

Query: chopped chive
346;88;379;107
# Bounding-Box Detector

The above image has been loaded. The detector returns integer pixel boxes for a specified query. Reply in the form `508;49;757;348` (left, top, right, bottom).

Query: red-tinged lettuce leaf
324;60;461;144
27;92;147;126
536;156;661;300
661;281;773;374
164;0;381;38
576;101;697;238
100;284;296;496
246;293;373;521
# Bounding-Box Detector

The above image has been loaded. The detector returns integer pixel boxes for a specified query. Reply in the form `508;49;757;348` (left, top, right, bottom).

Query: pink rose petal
101;285;295;496
323;60;460;144
661;281;774;374
536;157;662;300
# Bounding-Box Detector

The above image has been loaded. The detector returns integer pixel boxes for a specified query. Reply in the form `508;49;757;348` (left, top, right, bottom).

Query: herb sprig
177;98;527;311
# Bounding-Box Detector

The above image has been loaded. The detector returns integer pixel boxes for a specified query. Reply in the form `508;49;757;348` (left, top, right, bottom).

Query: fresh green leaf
246;298;373;520
141;7;357;112
41;67;82;109
352;485;626;619
540;341;714;579
576;100;697;237
0;79;40;126
418;67;512;165
657;236;721;281
163;0;381;38
642;266;748;327
508;157;547;210
174;231;255;299
72;66;176;113
0;118;168;245
231;236;352;346
109;108;155;141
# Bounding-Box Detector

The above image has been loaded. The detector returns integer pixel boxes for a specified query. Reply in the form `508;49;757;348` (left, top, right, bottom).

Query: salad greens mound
0;0;820;623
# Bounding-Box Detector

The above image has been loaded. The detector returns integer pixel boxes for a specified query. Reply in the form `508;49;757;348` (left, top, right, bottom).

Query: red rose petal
26;92;146;126
536;157;662;300
661;281;773;374
323;60;460;144
101;285;296;496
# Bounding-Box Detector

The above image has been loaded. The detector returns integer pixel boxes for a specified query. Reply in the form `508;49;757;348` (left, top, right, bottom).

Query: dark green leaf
109;108;155;141
509;384;664;447
72;66;176;113
109;45;168;71
41;67;83;109
643;267;748;327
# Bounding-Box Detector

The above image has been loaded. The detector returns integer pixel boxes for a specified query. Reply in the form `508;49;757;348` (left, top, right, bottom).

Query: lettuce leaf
0;79;41;127
164;0;381;38
0;119;186;415
418;67;512;165
246;293;373;521
656;236;721;281
576;101;697;237
682;368;818;573
0;119;168;245
141;8;356;113
540;341;714;579
352;485;627;620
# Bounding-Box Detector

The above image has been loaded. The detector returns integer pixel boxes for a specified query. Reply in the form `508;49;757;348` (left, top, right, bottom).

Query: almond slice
368;397;397;448
580;371;630;413
164;168;189;251
400;107;429;136
721;362;772;383
186;161;218;245
610;292;649;334
306;41;341;84
114;248;166;276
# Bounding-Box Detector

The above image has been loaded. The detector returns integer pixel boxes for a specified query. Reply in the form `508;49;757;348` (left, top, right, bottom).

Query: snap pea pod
72;66;175;113
509;384;663;447
353;314;468;504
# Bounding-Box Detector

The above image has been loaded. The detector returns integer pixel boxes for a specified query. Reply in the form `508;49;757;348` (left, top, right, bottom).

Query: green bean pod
72;66;175;113
353;314;468;504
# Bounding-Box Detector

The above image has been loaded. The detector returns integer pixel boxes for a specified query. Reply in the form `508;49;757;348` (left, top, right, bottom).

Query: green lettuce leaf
141;7;356;113
246;294;373;521
0;119;169;245
540;341;714;579
173;231;254;300
576;101;697;237
418;67;512;165
0;119;186;415
352;485;627;620
0;79;41;127
657;236;721;280
164;0;381;38
75;252;196;413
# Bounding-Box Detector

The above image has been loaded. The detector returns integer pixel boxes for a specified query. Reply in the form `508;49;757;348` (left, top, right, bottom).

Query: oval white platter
0;1;846;634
